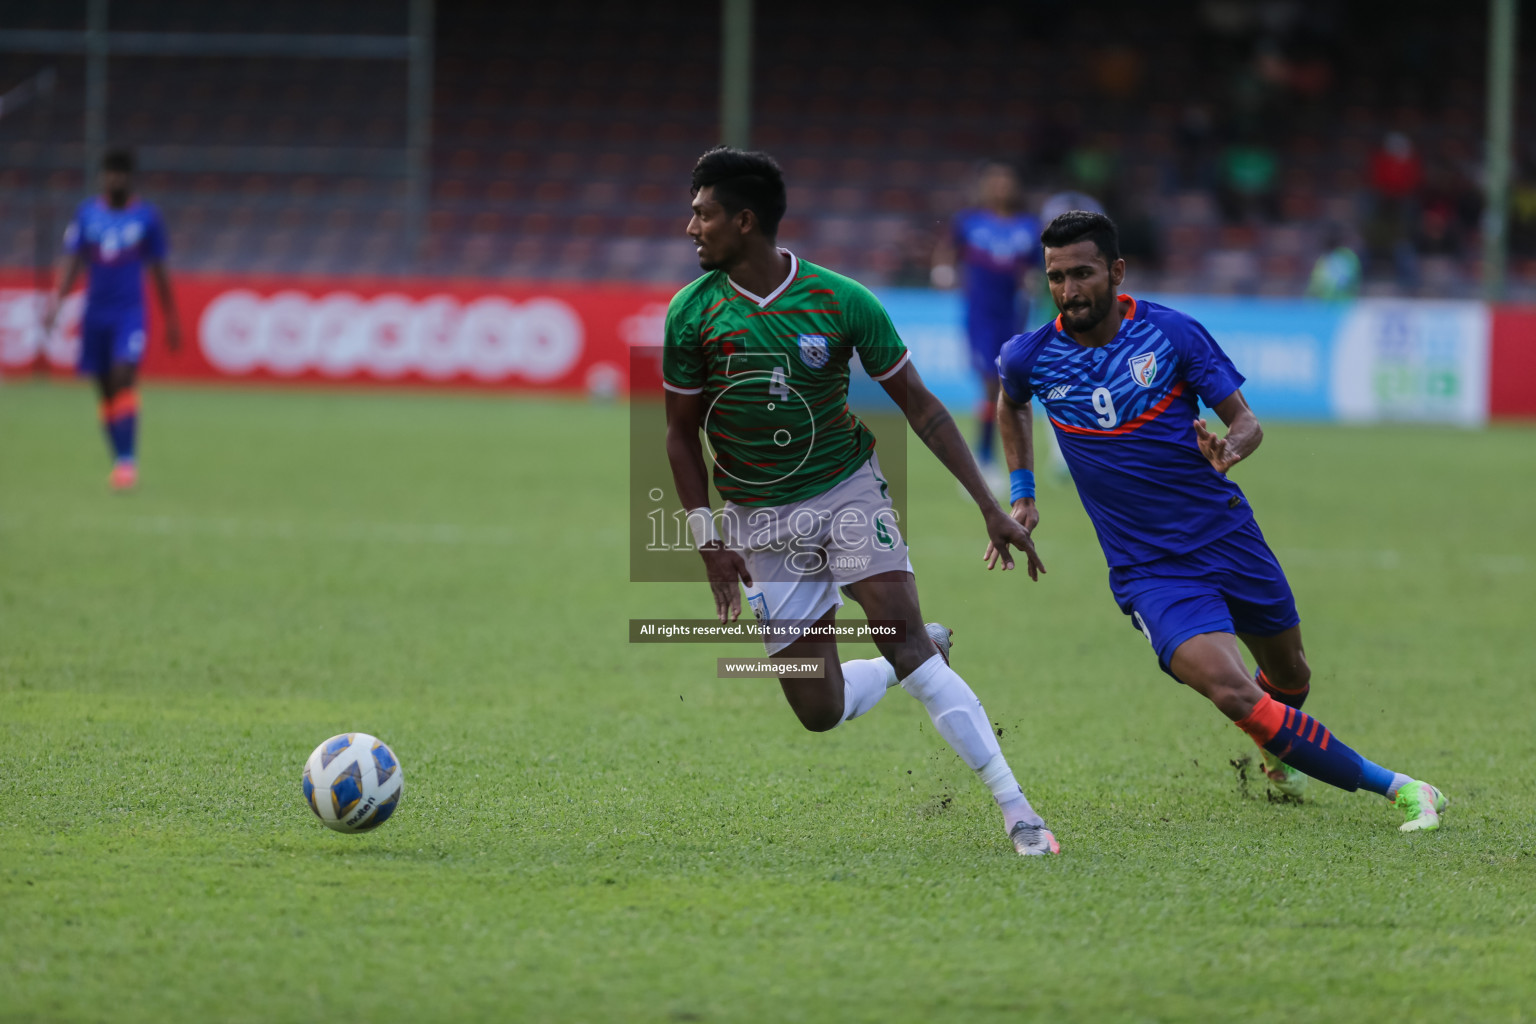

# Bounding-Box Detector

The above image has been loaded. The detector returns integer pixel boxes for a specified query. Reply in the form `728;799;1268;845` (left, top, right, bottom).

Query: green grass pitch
2;382;1533;1023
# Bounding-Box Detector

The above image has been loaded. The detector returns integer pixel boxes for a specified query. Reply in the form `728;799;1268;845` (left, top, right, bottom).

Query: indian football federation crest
1128;351;1159;388
797;334;830;369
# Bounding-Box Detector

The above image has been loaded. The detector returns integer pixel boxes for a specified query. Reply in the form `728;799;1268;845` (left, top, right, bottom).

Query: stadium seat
0;4;1502;290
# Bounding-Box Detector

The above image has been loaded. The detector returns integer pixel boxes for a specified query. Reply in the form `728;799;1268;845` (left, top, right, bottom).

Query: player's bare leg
774;608;853;732
974;374;1006;495
1170;632;1445;831
773;606;932;732
1238;626;1312;795
846;570;1058;855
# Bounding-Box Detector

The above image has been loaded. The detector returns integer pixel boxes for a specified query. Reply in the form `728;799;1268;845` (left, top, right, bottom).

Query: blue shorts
965;311;1021;379
1109;519;1300;680
77;312;147;377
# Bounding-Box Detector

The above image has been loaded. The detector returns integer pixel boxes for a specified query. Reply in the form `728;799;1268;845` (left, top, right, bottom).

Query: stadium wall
2;273;1532;422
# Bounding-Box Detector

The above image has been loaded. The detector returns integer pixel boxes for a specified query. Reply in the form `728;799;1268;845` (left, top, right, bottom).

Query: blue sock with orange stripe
1233;694;1364;792
103;389;138;463
1236;694;1410;799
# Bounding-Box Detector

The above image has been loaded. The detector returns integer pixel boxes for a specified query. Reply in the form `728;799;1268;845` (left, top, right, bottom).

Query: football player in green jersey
662;147;1059;856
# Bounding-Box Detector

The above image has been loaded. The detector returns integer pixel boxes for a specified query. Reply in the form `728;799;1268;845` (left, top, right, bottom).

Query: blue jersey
951;208;1039;322
998;296;1253;567
64;198;167;323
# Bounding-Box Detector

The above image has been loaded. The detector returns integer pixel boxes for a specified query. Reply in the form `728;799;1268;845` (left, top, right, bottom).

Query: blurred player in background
931;164;1038;491
44;148;180;491
990;211;1449;833
665;148;1059;856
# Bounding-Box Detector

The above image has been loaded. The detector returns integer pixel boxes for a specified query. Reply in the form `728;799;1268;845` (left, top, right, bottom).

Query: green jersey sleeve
661;293;706;393
843;282;909;381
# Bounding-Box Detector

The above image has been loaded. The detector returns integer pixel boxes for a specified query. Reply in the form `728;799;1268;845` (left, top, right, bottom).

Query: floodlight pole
1483;0;1517;302
405;0;434;266
32;68;58;315
83;0;108;186
720;0;753;149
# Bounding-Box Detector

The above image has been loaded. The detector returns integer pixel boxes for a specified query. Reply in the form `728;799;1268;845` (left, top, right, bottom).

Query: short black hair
1041;210;1120;265
691;147;787;239
101;147;135;174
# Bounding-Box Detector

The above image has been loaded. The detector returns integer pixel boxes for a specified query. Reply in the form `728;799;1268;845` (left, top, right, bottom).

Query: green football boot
1394;781;1449;832
1258;748;1308;798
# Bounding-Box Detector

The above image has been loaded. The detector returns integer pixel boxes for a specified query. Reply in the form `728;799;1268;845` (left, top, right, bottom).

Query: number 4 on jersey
769;365;791;400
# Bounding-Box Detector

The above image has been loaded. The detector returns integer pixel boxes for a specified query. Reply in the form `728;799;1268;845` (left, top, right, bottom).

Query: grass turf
1;381;1533;1023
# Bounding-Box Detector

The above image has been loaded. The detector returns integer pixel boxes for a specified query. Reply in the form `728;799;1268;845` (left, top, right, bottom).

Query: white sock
979;753;1043;832
840;659;894;722
1386;773;1413;800
900;653;1043;830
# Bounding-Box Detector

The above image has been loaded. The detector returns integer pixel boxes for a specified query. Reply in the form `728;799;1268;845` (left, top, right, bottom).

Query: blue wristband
1009;468;1035;504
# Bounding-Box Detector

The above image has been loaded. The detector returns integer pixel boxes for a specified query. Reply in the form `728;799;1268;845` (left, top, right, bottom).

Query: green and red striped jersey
663;251;909;507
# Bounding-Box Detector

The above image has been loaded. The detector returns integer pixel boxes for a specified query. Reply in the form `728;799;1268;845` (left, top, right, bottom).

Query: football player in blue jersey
932;164;1039;490
986;211;1449;833
44;147;181;491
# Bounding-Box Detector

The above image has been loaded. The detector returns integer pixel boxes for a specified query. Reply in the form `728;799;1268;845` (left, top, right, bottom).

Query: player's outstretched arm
663;390;753;623
147;261;181;352
1194;390;1263;475
987;389;1039;569
878;362;1044;580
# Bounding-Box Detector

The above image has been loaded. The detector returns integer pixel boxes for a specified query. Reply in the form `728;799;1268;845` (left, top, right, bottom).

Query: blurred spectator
1370;132;1424;200
1116;198;1163;272
1306;228;1362;300
1508;173;1536;259
1366;132;1424;290
1092;45;1144;100
1416;167;1466;260
1032;107;1081;174
1175;103;1218;189
1219;139;1279;222
1064;136;1118;198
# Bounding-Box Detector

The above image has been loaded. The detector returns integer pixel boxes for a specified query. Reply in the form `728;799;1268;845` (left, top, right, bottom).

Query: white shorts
721;454;913;654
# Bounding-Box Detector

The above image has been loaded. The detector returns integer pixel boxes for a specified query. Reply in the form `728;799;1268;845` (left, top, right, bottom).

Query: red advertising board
0;271;675;395
1490;306;1536;419
10;271;1535;416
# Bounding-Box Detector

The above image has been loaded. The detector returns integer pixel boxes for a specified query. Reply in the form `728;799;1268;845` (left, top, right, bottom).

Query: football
302;733;404;833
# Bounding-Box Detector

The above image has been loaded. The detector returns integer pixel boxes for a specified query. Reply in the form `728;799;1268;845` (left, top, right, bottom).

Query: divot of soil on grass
1230;754;1254;799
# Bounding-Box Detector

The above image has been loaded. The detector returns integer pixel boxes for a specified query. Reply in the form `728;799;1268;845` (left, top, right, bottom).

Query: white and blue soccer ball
302;732;404;833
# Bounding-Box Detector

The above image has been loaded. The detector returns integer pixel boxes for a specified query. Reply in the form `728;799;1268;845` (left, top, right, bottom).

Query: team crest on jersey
748;593;769;623
1128;351;1159;388
797;334;830;369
